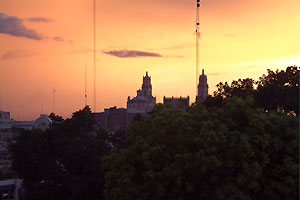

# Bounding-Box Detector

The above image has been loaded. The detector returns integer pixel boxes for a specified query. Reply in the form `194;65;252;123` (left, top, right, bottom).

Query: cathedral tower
196;69;208;102
127;71;156;113
142;71;152;97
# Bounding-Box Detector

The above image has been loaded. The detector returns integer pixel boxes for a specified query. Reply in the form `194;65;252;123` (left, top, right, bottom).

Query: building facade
0;111;10;123
163;96;190;110
196;69;209;102
94;107;127;133
95;72;156;133
127;72;156;114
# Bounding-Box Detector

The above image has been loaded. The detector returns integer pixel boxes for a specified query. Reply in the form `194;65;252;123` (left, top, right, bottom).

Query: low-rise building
163;96;190;110
0;111;10;123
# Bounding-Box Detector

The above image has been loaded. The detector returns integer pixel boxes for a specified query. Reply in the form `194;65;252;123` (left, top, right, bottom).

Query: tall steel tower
196;0;201;94
93;0;97;112
52;88;56;114
85;65;88;107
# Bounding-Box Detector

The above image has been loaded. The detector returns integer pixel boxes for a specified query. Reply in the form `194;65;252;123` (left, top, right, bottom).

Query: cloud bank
104;49;162;58
25;17;54;23
0;13;67;42
0;13;43;40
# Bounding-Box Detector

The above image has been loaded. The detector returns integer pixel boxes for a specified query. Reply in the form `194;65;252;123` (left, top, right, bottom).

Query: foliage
10;106;110;200
0;170;17;180
208;66;299;115
255;66;299;114
49;113;64;124
102;97;299;200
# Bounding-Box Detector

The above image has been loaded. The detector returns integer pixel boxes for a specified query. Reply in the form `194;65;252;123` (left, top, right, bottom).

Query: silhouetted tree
49;113;64;124
108;129;132;149
103;98;299;200
10;106;110;200
255;66;299;114
213;78;255;99
207;66;299;115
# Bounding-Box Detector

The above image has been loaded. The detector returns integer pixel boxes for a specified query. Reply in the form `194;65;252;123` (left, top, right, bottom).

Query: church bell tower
196;69;208;102
142;71;152;97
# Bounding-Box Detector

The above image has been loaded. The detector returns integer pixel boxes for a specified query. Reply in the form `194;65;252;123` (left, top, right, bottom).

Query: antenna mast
29;97;31;120
93;0;97;112
52;88;56;114
196;0;201;94
85;65;88;106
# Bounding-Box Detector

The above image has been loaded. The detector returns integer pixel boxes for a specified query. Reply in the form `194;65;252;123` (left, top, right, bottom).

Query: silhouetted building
0;111;10;123
94;70;210;132
94;106;144;133
127;71;156;114
196;69;208;102
0;120;34;173
94;107;127;132
95;72;155;133
163;96;190;110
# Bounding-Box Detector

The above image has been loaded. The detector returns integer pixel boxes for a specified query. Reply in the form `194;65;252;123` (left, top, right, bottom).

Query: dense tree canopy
208;66;299;115
103;97;299;200
255;66;299;114
10;106;110;200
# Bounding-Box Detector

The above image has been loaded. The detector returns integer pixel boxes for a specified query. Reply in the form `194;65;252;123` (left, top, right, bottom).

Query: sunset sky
0;0;299;120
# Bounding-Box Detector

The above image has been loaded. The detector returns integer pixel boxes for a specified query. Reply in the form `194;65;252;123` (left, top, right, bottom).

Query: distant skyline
0;0;299;120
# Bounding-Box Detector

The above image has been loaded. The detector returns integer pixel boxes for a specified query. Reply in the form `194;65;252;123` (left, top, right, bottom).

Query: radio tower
93;0;97;112
52;88;56;114
196;0;201;94
85;65;88;106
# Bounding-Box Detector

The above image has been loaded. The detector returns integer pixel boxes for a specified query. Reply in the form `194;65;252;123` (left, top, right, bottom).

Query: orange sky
0;0;299;120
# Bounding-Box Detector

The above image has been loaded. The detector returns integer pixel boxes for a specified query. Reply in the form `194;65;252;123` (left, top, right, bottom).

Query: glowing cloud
0;13;43;40
25;17;54;23
104;49;163;58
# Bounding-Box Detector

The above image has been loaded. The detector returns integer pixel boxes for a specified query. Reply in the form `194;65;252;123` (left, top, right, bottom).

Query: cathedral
94;70;209;132
127;71;156;114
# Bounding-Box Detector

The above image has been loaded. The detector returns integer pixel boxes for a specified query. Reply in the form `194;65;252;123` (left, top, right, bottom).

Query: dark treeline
10;66;299;200
205;66;299;115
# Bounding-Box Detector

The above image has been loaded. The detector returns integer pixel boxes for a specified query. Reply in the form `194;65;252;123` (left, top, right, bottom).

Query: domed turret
34;114;52;131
